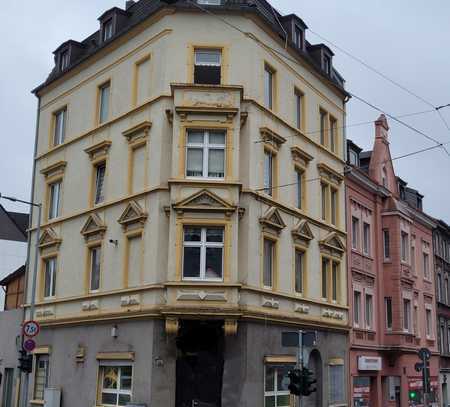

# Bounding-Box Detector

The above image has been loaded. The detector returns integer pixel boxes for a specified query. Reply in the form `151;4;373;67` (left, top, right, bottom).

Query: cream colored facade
27;4;349;406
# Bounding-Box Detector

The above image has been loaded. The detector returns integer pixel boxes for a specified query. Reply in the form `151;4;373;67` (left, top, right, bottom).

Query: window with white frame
353;290;361;327
48;181;61;220
426;307;433;338
194;48;222;85
94;162;106;205
44;257;57;299
99;82;111;124
186;130;225;179
183;227;224;281
59;50;69;71
263;150;274;196
34;354;50;401
385;297;392;330
383;229;390;260
401;231;409;262
90;246;101;292
264;364;292;407
102;18;114;42
263;238;275;288
329;364;345;404
53;108;66;146
365;293;373;330
264;64;275;110
403;298;411;332
352;217;360;250
98;363;133;406
363;223;371;255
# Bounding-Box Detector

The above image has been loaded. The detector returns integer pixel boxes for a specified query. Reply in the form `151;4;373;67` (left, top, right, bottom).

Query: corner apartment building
346;116;439;407
27;1;350;406
434;220;450;405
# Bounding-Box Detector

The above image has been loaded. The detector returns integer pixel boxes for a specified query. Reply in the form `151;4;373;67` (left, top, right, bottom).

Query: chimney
126;0;135;10
375;114;389;142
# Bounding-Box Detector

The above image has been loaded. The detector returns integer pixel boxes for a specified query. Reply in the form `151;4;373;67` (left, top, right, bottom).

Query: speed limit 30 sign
22;320;40;338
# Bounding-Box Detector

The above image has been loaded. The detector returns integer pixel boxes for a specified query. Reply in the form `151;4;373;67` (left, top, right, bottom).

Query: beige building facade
26;1;350;406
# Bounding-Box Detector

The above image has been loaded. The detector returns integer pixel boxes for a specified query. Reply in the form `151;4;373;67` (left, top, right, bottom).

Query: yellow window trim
265;355;296;364
95;79;112;126
261;232;278;291
132;53;152;107
32;346;51;355
293;245;307;297
188;44;229;85
96;352;135;361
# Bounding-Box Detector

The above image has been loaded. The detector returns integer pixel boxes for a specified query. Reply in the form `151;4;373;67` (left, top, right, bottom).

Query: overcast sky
0;0;449;223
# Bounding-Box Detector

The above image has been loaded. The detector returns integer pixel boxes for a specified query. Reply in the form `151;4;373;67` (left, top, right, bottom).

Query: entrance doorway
1;369;14;407
175;320;224;407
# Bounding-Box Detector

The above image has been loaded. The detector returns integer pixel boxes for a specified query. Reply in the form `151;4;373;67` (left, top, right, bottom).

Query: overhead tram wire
254;140;450;193
308;29;450;139
187;0;450;156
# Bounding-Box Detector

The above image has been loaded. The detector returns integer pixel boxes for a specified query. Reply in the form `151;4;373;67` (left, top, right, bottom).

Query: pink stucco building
346;115;438;406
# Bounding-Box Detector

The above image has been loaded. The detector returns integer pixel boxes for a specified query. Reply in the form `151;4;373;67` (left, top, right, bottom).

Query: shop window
264;364;292;407
98;363;133;406
33;355;50;401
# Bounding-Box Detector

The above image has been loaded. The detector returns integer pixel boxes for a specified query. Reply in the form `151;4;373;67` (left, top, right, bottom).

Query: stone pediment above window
319;231;345;257
80;213;107;241
259;207;286;234
40;161;67;179
260;127;286;151
175;106;239;123
118;201;148;231
172;189;237;217
122;121;152;144
317;163;343;186
84;140;112;161
291;147;313;168
292;219;314;246
39;228;62;251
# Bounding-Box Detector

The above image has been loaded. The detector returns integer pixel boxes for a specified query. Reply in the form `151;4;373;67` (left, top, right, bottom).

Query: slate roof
0;205;28;242
33;0;347;96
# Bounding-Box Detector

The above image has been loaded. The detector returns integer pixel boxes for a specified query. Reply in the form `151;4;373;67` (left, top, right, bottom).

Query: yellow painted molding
291;146;313;165
259;127;286;148
96;352;135;361
264;355;296;364
40;161;67;178
170;83;243;97
80;213;107;240
172;189;237;216
329;357;344;365
122;121;152;142
38;228;62;250
317;162;344;184
32;346;51;355
84;140;112;161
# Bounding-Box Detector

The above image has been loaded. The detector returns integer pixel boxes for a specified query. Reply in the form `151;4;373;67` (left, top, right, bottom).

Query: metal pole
298;330;303;407
29;203;41;321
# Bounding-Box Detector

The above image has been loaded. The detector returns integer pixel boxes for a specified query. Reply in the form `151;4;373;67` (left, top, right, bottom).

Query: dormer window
323;54;331;75
294;26;304;50
349;149;359;167
102;18;114;42
60;50;70;71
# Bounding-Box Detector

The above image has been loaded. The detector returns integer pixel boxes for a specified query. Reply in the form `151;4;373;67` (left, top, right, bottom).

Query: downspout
18;94;41;407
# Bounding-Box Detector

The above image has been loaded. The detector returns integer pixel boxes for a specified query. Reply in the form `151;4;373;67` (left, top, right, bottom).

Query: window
295;249;304;294
294;26;303;49
445;279;449;304
263;150;274;196
349;149;358;166
90;246;101;292
295;89;304;130
321;183;327;221
363;223;371;255
183;227;224;281
385;297;392;330
383;230;390;260
34;355;49;401
413;304;419;337
329;117;337;153
365;293;373;330
94;163;106;204
264;364;292;407
331;261;339;302
330;188;338;226
53;108;66;146
447;327;450;353
321;258;329;299
99;364;133;406
403;298;411;332
329;364;344;404
186;130;225;179
411;241;416;274
296;169;304;209
264;64;275;110
102;18;114;42
320;110;327;145
352;217;360;250
48;181;61;220
354;291;361;326
426;308;433;338
323;55;331;75
401;232;409;262
423;252;430;279
99;82;111;124
194;49;221;85
44;258;56;299
440;325;445;353
263;238;275;288
438;274;443;301
197;0;221;4
59;50;69;71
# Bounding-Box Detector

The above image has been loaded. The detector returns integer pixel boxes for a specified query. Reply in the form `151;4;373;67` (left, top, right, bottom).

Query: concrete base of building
29;318;348;407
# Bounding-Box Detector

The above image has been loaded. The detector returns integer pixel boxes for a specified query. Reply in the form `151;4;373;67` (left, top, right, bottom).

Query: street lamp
0;193;42;320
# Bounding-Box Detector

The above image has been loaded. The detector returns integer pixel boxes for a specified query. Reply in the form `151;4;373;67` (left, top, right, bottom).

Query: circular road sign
23;339;36;353
418;347;431;361
22;320;40;338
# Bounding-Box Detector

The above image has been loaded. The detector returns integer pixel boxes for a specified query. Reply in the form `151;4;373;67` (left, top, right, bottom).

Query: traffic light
18;350;32;373
288;369;302;396
301;367;317;396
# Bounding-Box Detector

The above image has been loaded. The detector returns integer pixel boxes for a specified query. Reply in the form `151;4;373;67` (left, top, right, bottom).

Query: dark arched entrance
303;349;323;407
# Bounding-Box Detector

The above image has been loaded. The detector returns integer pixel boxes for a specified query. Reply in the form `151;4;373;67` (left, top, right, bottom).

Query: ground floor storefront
350;349;440;407
28;318;348;407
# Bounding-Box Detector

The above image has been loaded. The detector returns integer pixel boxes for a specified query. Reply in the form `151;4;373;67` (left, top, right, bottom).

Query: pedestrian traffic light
288;369;302;396
409;390;418;401
18;350;32;373
301;367;317;396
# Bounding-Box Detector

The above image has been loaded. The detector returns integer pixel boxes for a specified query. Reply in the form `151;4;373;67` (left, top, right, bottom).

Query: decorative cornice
122;121;152;142
260;127;286;150
259;207;286;234
117;201;148;230
84;140;112;161
175;106;238;122
80;213;107;240
291;146;313;167
317;162;344;185
172;189;237;217
40;161;67;178
38;228;62;251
